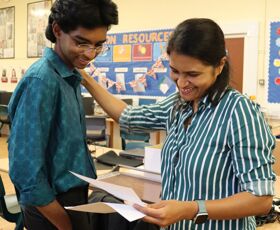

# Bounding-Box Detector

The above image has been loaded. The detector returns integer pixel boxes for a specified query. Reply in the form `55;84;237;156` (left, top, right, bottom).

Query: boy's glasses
77;43;110;56
68;34;109;56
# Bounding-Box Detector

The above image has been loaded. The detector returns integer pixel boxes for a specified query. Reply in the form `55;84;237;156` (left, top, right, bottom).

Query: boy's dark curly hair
45;0;118;43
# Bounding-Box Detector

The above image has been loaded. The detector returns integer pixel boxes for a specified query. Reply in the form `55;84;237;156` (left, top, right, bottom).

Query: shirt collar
175;87;229;113
43;47;82;81
199;87;229;109
199;94;210;108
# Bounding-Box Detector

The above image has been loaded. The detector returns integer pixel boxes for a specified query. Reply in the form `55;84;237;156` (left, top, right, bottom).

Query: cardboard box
144;144;162;173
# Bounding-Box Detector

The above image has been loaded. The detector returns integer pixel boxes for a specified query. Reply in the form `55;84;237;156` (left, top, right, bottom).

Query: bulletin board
82;29;176;97
268;21;280;103
82;27;249;98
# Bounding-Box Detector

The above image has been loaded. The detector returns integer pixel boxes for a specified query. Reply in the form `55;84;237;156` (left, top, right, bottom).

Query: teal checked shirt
8;48;96;206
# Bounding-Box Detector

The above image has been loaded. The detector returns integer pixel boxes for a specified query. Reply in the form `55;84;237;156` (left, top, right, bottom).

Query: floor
0;134;279;230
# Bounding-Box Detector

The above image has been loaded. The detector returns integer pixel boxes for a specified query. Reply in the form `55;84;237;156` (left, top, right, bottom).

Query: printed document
65;171;146;222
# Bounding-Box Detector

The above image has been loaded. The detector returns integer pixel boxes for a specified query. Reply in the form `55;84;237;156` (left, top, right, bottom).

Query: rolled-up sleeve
229;98;276;196
8;77;57;206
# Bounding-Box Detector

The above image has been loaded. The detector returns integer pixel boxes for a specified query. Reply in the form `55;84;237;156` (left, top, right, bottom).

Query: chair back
0;91;12;105
0;105;9;122
82;96;95;116
85;116;108;146
0;175;23;229
121;98;133;105
138;98;157;106
120;98;155;150
121;131;150;150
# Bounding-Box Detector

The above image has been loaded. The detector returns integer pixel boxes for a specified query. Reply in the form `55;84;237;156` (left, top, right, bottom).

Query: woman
80;18;276;230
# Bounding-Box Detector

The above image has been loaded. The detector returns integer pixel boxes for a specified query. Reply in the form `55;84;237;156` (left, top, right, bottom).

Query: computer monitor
0;91;12;105
82;96;95;116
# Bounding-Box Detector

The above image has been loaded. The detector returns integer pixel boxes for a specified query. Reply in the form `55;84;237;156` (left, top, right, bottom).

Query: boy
8;0;118;229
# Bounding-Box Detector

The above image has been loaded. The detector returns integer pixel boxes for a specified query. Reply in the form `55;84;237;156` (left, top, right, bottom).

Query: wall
0;0;38;91
0;0;280;111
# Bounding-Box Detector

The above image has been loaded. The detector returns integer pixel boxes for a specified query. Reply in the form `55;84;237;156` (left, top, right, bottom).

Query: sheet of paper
70;171;145;205
66;202;145;222
66;202;115;214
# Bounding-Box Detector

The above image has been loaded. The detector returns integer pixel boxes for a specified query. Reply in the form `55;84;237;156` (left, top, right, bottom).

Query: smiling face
53;23;108;69
169;52;224;108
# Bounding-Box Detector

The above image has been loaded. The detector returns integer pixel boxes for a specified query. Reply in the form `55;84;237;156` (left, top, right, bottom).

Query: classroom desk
0;146;161;203
105;117;115;148
1;146;279;227
89;145;162;203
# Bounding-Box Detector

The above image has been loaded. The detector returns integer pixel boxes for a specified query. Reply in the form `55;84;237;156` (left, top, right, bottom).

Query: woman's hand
76;68;127;121
134;193;273;227
134;200;197;228
77;69;91;87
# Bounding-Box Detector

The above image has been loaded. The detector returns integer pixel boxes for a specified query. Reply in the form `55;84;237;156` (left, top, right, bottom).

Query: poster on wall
268;21;280;103
27;0;52;58
0;67;25;91
0;6;15;58
83;29;177;97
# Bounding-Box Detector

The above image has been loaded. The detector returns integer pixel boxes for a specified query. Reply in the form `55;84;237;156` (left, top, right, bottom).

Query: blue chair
85;116;109;147
82;96;95;116
138;98;157;106
121;131;150;150
0;175;24;230
120;98;156;150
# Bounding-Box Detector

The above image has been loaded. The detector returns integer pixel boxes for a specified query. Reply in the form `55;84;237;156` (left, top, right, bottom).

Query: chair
0;175;24;230
85;116;109;147
121;131;150;150
138;98;157;106
120;98;155;150
121;98;133;105
82;96;95;116
0;91;12;105
0;105;10;137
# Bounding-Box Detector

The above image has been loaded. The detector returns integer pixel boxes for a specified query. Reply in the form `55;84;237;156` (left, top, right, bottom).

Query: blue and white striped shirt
120;89;275;230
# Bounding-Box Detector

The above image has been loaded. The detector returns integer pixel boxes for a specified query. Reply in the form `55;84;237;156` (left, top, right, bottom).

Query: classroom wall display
0;6;15;59
27;0;52;58
0;66;25;91
268;21;280;103
82;29;177;97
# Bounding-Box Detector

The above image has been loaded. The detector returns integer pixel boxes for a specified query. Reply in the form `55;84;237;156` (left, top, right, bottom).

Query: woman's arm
134;192;273;228
79;69;127;122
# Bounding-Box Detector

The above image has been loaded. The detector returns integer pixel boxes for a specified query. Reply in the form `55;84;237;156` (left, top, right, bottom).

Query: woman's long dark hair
167;18;230;106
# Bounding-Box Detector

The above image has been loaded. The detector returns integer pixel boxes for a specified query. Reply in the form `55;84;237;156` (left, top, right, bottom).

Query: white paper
66;202;115;214
70;171;145;205
106;202;145;222
68;171;146;222
66;202;145;222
